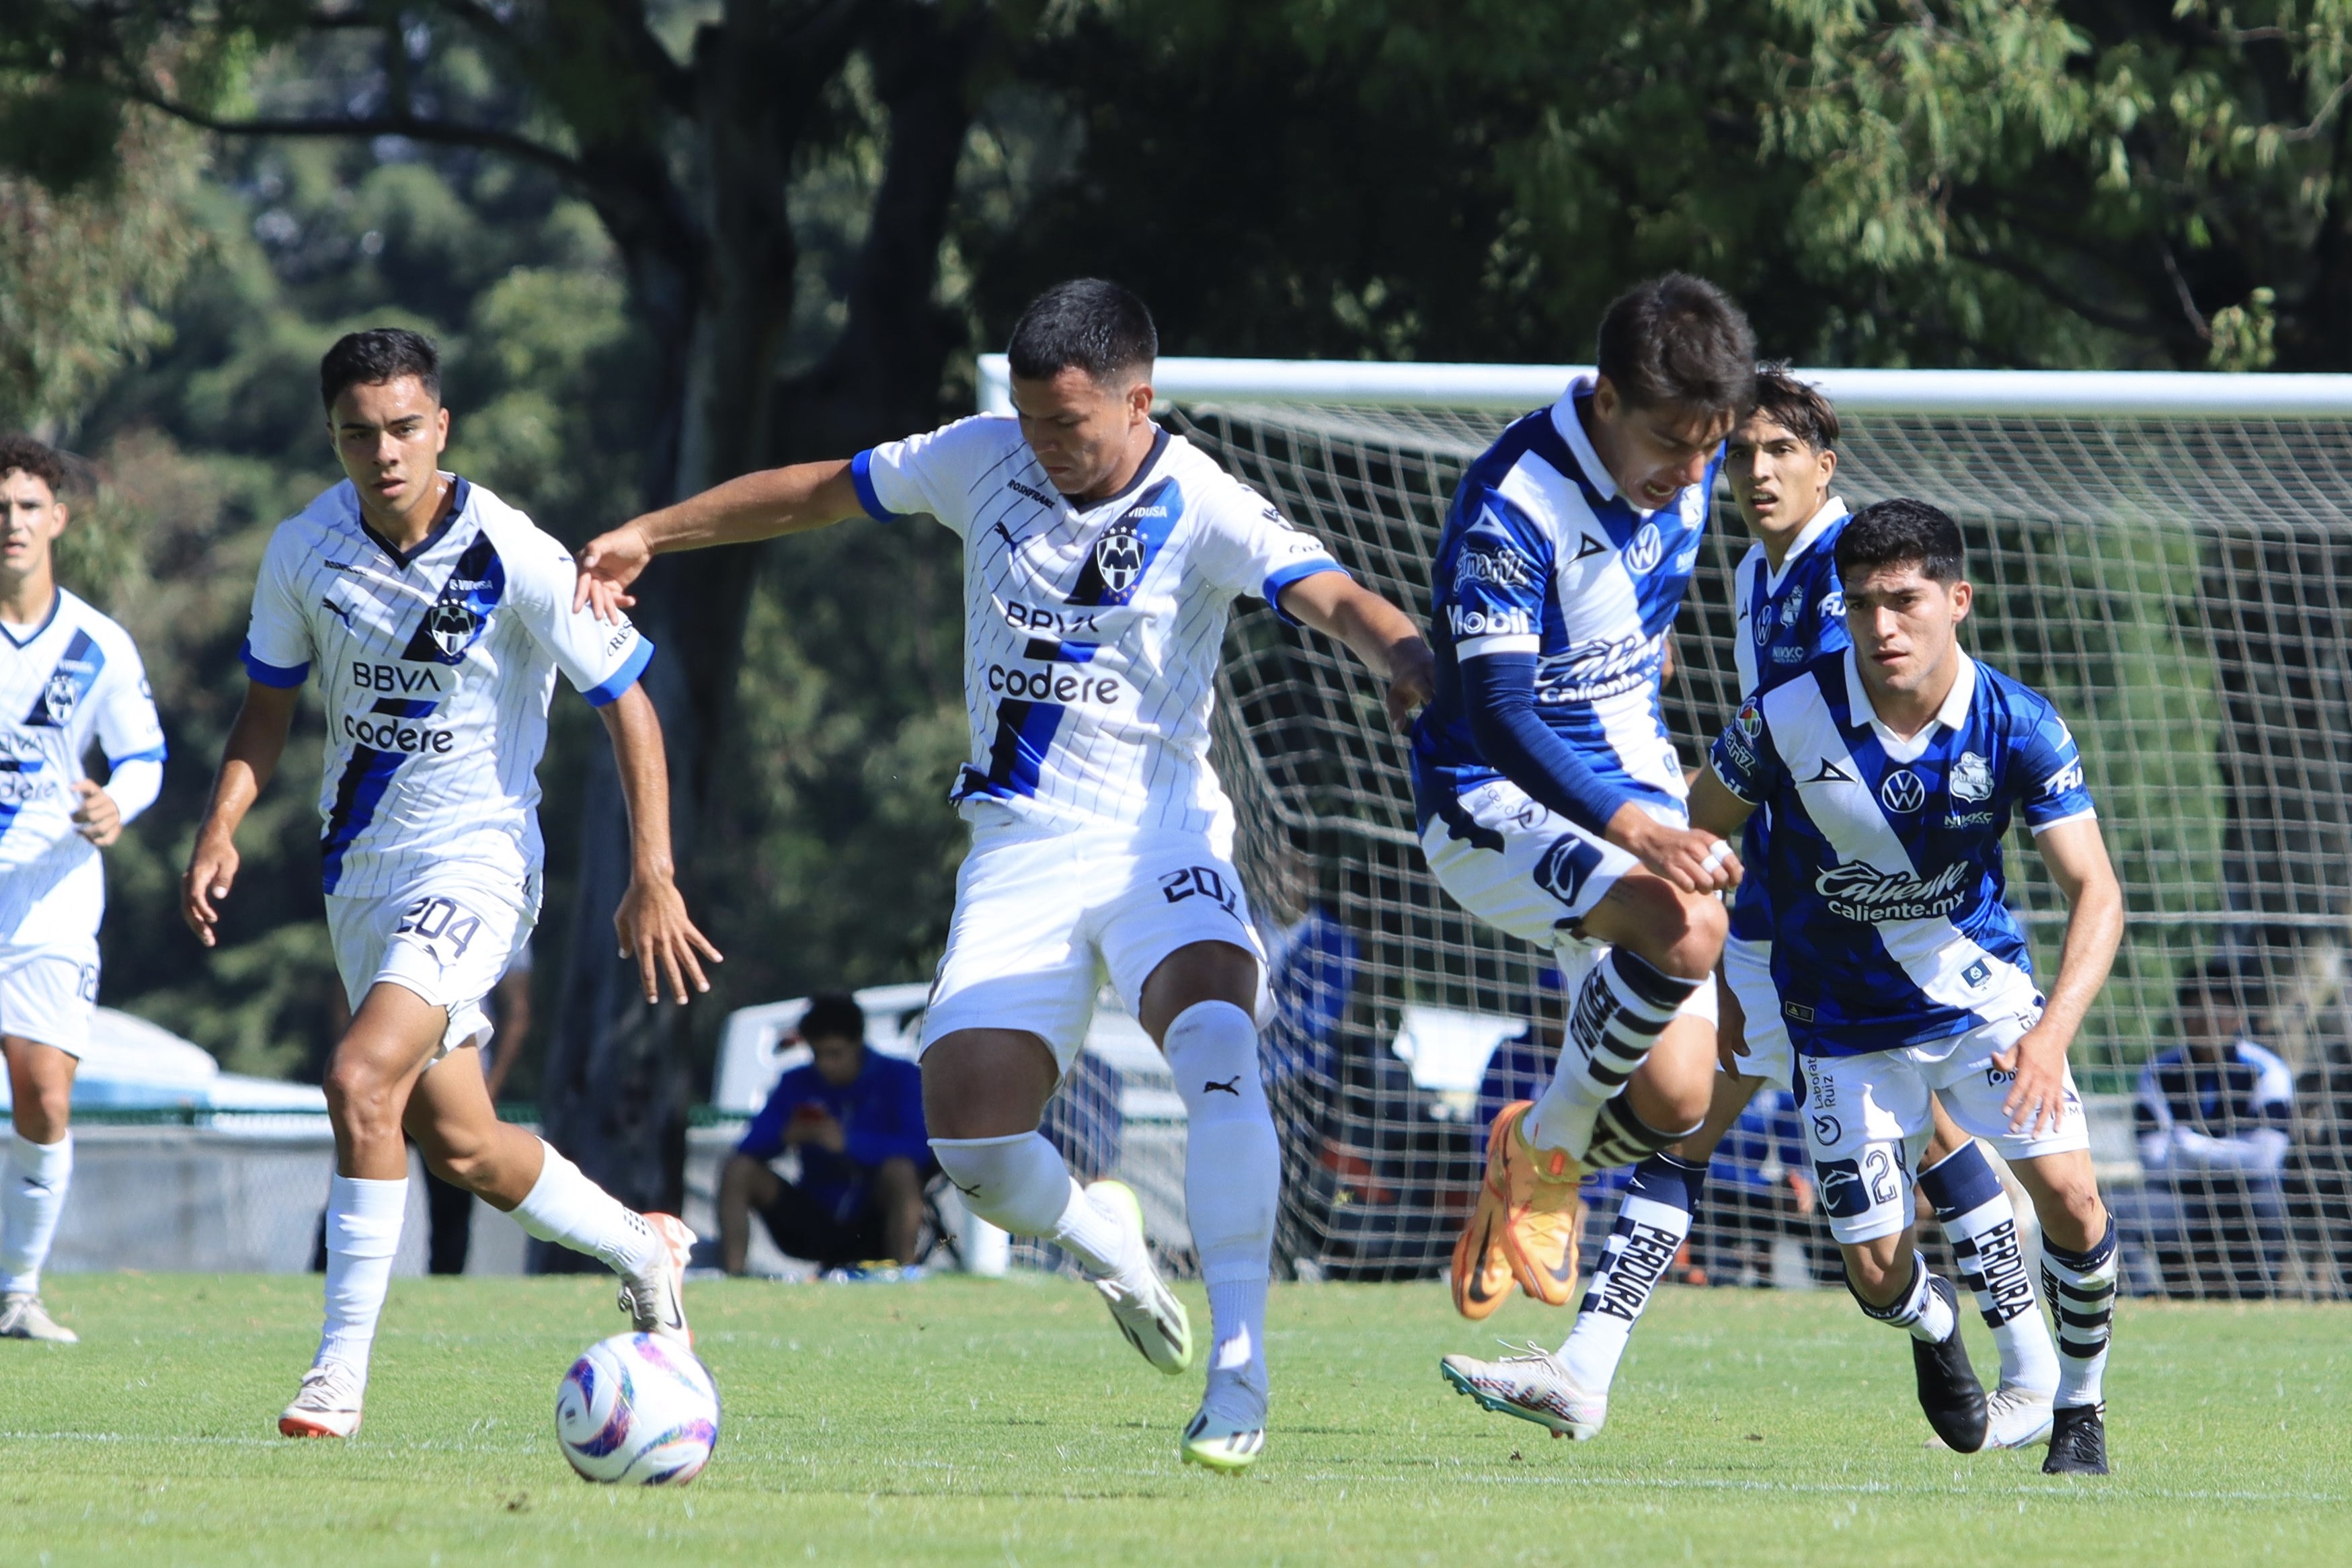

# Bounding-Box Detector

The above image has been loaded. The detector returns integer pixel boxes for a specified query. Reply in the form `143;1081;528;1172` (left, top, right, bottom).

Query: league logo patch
1095;522;1146;596
1951;750;1994;803
1735;697;1764;740
1879;768;1927;814
1623;522;1663;573
1962;957;1992;990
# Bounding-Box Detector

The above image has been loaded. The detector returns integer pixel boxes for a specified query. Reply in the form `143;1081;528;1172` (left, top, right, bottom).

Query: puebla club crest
1950;750;1994;803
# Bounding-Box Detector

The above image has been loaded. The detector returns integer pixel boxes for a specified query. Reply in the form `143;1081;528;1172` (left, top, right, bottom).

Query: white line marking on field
1292;1472;2346;1505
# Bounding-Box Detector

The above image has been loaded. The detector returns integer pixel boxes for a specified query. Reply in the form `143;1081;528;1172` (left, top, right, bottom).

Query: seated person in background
2133;960;2294;1296
719;993;931;1272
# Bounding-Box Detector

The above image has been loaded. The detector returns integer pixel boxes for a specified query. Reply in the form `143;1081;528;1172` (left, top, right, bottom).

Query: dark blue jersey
1727;501;1851;943
1411;382;1718;831
1710;649;2096;1056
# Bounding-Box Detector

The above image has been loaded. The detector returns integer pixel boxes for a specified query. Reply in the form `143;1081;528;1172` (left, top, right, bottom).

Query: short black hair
799;991;866;1047
1595;274;1756;416
1746;364;1840;451
0;433;67;497
320;327;441;411
1006;279;1158;383
2179;955;2266;1017
1836;497;1965;585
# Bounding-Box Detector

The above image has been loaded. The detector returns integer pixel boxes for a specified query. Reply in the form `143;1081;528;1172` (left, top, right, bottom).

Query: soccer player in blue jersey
1523;374;2064;1451
181;329;721;1437
1693;498;2121;1473
0;436;167;1344
573;280;1434;1471
1413;277;1751;1385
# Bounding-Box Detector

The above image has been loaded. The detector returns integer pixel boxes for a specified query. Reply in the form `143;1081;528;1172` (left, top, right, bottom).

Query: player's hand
71;780;124;847
1993;1025;2072;1138
182;830;241;947
1613;808;1741;894
1382;636;1437;734
574;522;652;621
790;1111;847;1154
1717;1027;1750;1072
614;872;723;1005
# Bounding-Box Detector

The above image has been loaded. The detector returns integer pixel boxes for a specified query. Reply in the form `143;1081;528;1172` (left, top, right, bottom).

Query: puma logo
1204;1076;1242;1096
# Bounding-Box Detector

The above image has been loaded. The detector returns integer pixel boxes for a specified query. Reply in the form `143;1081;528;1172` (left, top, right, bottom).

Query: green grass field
1;1273;2344;1566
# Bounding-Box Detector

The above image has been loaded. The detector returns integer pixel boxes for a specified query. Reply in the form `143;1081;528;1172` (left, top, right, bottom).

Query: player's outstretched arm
182;682;300;947
1996;815;2124;1136
1275;572;1436;732
598;682;723;1005
574;459;867;621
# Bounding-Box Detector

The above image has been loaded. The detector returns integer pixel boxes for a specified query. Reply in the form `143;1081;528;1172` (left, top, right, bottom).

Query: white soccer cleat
617;1213;697;1347
0;1292;78;1343
1085;1179;1193;1375
1440;1343;1608;1441
278;1362;366;1438
1181;1386;1269;1475
1930;1384;2055;1451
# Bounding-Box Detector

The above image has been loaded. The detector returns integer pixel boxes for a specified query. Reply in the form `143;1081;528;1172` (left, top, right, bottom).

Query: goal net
978;356;2352;1304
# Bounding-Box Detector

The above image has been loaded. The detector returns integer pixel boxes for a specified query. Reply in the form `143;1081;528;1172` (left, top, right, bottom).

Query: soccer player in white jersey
179;329;723;1438
1693;498;2121;1474
1526;374;2064;1450
0;436;166;1343
572;280;1434;1471
1409;277;1748;1405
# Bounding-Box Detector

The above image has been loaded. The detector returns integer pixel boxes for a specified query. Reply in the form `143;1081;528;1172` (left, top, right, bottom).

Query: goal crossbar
978;354;2352;420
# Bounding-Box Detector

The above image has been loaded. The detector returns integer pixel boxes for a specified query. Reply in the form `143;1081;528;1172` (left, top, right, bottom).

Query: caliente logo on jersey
1878;768;1927;814
1815;859;1969;922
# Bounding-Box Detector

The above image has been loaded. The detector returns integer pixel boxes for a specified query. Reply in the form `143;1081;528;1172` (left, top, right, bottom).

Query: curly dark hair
0;434;67;496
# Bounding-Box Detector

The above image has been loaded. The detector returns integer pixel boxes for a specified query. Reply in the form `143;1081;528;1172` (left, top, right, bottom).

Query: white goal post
977;355;2352;1301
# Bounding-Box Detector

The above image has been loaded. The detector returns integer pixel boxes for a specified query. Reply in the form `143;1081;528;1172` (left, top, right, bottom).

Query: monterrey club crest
1095;522;1146;596
424;600;481;660
1879;767;1927;814
42;670;79;726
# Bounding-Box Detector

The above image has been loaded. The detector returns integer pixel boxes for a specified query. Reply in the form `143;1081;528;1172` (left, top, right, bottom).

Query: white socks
1165;1001;1277;1397
1;1132;73;1295
1525;948;1701;1165
2041;1218;2118;1407
1918;1142;2059;1395
510;1140;662;1278
1855;1250;1959;1343
317;1173;407;1376
929;1132;1133;1279
1559;1152;1702;1390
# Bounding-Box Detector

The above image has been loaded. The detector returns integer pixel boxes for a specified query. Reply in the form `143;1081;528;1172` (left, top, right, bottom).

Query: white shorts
325;869;537;1060
1719;935;1792;1089
1798;1012;2090;1245
0;947;98;1058
918;825;1267;1076
1421;780;1718;1028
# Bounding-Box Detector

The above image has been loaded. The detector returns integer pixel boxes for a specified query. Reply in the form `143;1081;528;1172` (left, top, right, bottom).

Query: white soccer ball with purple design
555;1332;721;1485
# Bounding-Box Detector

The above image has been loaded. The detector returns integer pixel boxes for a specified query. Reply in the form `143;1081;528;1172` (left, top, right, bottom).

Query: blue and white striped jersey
241;477;654;898
1709;648;2096;1056
0;589;164;884
1727;498;1849;943
1411;379;1719;825
853;416;1345;848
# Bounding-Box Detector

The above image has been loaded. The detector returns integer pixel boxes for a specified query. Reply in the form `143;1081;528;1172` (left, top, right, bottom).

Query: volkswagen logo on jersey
1951;750;1994;802
41;670;79;727
424;600;481;660
1623;522;1663;573
1095;522;1147;596
1878;767;1927;814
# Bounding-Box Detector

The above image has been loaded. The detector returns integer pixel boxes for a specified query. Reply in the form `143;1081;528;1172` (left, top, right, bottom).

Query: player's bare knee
1657;891;1727;978
323;1060;403;1146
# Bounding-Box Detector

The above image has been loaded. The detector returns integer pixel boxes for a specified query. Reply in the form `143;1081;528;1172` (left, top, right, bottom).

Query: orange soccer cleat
1450;1101;1586;1319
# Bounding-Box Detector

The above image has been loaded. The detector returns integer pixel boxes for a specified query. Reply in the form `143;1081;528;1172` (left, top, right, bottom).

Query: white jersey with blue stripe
1709;647;2096;1056
241;477;654;899
1726;498;1849;943
0;588;165;895
851;416;1345;847
1411;379;1718;823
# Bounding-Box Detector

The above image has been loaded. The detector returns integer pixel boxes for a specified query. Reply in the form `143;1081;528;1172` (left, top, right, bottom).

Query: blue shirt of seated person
724;993;934;1271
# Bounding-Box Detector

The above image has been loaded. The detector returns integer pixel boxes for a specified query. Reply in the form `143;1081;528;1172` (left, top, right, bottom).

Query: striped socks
1525;948;1702;1167
2041;1217;2117;1407
1559;1153;1705;1391
1918;1141;2059;1396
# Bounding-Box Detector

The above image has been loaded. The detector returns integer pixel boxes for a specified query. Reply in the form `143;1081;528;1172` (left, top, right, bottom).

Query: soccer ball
554;1333;720;1485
